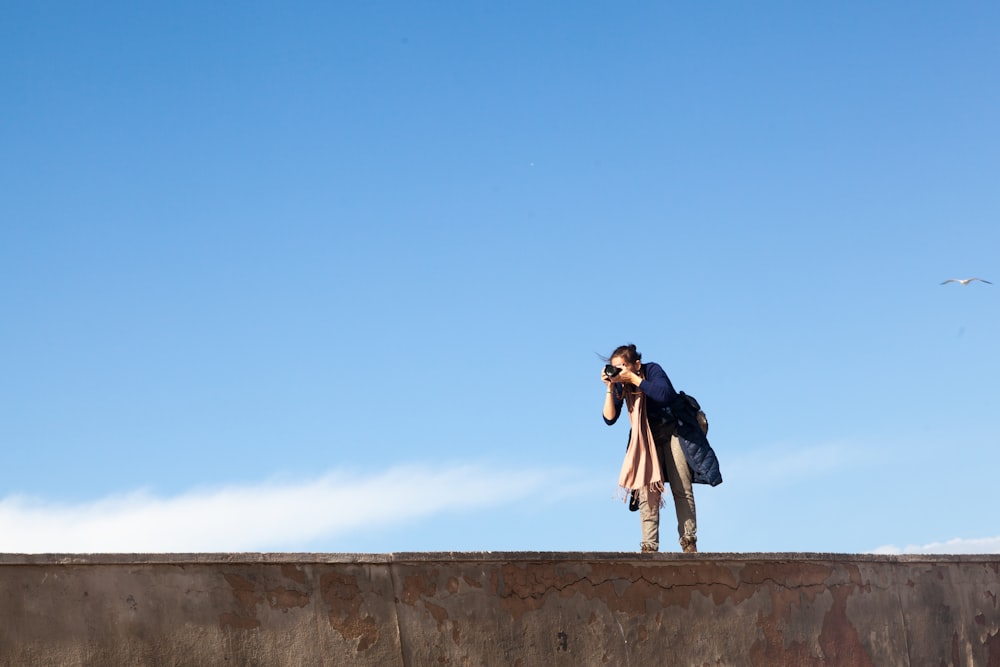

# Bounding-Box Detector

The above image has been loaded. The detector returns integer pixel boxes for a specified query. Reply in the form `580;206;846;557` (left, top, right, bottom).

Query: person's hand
615;366;641;386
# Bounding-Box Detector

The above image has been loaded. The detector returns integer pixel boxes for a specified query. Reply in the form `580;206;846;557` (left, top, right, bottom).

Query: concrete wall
1;552;998;666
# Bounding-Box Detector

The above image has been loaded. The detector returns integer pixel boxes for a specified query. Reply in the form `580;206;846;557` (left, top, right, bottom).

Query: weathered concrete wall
1;552;998;666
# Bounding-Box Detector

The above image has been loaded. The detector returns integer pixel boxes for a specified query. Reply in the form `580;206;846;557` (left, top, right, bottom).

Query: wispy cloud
0;464;556;553
870;536;1000;555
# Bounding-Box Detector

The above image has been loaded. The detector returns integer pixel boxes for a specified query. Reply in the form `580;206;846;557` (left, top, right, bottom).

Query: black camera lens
604;364;621;378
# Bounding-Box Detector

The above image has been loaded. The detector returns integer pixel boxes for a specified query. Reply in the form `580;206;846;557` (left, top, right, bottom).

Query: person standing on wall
601;344;722;553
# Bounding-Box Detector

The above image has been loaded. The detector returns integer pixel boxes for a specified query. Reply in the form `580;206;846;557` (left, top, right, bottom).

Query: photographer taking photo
602;344;721;553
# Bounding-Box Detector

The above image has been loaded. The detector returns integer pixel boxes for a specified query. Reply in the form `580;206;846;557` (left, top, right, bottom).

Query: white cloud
870;535;1000;555
0;464;554;553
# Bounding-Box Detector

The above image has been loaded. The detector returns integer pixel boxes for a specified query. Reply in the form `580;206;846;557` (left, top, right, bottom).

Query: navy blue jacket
605;362;722;487
604;361;677;425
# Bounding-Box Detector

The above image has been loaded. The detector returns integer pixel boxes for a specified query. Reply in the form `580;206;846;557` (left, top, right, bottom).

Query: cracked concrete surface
0;552;997;665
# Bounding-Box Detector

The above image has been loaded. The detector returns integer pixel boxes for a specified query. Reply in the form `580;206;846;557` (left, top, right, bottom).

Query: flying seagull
940;278;992;285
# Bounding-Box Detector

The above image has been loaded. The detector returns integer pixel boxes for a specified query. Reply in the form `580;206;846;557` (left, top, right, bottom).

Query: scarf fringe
615;483;667;508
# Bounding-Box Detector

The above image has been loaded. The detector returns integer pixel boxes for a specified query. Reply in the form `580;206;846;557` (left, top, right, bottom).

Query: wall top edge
0;552;997;566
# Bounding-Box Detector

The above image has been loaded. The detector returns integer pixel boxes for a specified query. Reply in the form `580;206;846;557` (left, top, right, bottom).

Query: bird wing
942;278;993;285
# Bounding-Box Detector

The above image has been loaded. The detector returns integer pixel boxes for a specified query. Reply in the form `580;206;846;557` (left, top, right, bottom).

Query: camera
604;364;621;378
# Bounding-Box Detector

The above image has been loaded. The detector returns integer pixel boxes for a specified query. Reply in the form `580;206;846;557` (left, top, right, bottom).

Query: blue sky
2;1;998;554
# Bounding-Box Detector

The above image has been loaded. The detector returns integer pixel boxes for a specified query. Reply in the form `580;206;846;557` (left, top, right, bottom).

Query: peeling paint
319;570;380;653
267;586;309;611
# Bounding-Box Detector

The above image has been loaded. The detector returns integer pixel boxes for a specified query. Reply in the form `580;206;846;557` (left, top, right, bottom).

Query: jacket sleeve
638;363;676;404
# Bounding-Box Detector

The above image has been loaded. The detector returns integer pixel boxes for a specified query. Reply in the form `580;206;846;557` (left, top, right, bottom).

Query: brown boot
641;544;658;553
680;536;697;553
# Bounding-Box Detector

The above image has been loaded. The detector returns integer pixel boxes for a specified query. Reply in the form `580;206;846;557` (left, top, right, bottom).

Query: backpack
678;391;709;435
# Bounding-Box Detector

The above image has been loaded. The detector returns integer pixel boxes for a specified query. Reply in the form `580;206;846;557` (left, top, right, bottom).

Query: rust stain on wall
744;562;876;666
400;572;455;637
817;564;872;667
223;573;261;607
445;558;881;664
481;560;750;622
267;586;310;612
220;573;263;630
401;573;438;606
219;570;312;629
423;600;448;628
319;571;379;652
281;564;306;584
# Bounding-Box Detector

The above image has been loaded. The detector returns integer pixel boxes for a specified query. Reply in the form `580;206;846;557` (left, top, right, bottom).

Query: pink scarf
617;386;665;500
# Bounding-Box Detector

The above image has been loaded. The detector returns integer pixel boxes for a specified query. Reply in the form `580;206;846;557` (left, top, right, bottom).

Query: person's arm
603;382;623;424
615;362;676;404
637;363;676;404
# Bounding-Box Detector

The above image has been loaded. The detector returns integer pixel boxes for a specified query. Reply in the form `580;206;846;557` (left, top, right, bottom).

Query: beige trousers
639;434;697;552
